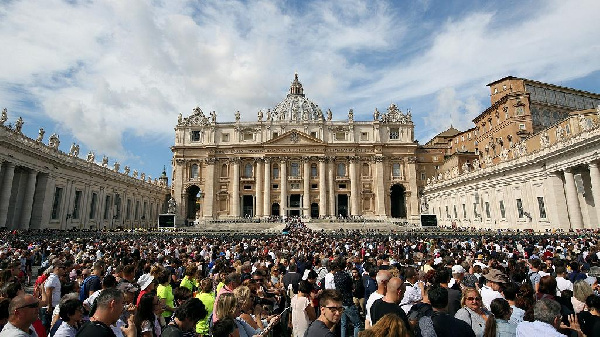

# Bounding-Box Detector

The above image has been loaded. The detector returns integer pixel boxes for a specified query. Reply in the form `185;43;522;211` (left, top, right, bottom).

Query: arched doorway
242;195;254;217
271;203;280;216
310;203;319;218
390;184;407;218
337;194;348;217
186;185;201;223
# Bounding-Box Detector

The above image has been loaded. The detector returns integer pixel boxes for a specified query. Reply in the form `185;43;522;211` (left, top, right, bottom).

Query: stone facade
171;74;419;224
0;111;170;230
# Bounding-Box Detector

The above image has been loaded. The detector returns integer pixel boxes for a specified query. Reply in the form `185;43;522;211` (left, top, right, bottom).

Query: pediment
263;130;325;146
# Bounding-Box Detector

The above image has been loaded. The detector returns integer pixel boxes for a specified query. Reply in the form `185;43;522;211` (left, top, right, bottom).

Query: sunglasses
17;302;39;310
466;297;482;301
324;306;345;313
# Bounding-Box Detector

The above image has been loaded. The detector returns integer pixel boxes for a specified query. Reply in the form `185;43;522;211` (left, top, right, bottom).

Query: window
310;131;317;138
335;132;346;141
290;162;300;177
445;206;450;218
362;163;369;176
516;199;524;218
291;183;300;190
51;187;63;220
272;184;279;189
73;190;82;219
273;164;279;179
143;202;147;219
339;184;347;189
462;204;467;218
244;133;253;141
537;197;547;218
310;164;317;178
311;184;318;189
221;133;229;142
221;164;228;177
392;163;401;177
114;194;121;219
135;201;140;220
103;195;111;220
499;200;506;219
485;202;491;218
243;185;252;190
190;164;199;179
361;132;369;141
420;172;426;180
244;163;253;178
89;193;98;220
126;199;132;220
390;128;399;140
191;131;201;142
516;107;524;116
273;132;279;138
519;124;526;130
453;205;458;219
337;163;346;177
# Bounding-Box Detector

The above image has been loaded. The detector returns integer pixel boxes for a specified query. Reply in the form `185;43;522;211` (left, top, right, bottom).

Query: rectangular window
126;199;132;220
191;131;201;142
361;132;369;141
272;184;279;189
273;166;279;179
89;193;98;220
519;124;526;130
485;202;491;218
499;200;506;219
143;202;147;219
290;183;300;190
114;194;121;219
311;184;318;189
392;163;401;177
135;201;140;220
103;195;111;220
339;184;347;189
310;131;317;138
244;133;253;141
73;190;82;219
310;165;317;178
242;185;251;190
453;205;458;219
337;163;346;177
390;128;399;140
516;198;524;218
221;133;230;142
51;187;63;220
420;172;426;180
273;132;279;138
445;206;450;219
462;204;467;218
335;132;346;141
537;197;547;218
290;162;300;177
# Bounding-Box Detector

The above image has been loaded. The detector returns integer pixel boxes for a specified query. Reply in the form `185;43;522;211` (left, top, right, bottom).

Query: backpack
79;275;100;301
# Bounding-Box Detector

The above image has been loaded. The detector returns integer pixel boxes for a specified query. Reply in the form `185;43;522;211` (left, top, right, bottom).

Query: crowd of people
0;225;598;336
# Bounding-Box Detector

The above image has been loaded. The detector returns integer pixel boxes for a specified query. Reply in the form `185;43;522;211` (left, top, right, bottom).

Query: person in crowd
52;299;83;337
572;280;594;314
195;279;214;337
500;282;525;325
555;266;573;296
365;270;390;329
282;264;301;295
455;287;492;337
214;293;274;337
178;266;197;293
536;275;557;301
289;280;316;337
334;258;363;337
400;267;422;314
528;259;542;292
160;298;207;337
135;293;162;337
351;268;366;316
359;313;411;337
211;318;236;337
80;262;104;302
77;288;135;337
233;286;265;331
419;284;475;337
515;298;582;336
0;298;10;331
212;273;241;323
369;277;408;327
156;270;175;325
576;294;600;337
44;263;65;331
137;274;155;306
481;269;507;310
84;275;117;313
0;294;40;337
482;298;517;337
305;289;344;337
434;268;461;316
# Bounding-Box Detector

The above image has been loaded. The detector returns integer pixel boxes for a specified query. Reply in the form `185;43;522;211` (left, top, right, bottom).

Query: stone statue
326;109;332;121
579;114;594;132
556;125;565;140
69;143;77;156
167;197;177;214
235;110;240;122
14;117;23;133
420;196;429;213
101;156;108;168
133;170;138;178
540;131;550;148
147;176;151;183
113;162;120;172
373;108;380;121
210;111;216;123
472;158;480;170
36;128;45;142
462;162;470;173
177;113;182;125
500;148;509;161
124;166;130;175
87;151;95;162
140;172;145;181
48;133;60;149
0;108;7;125
257;110;263;122
348;109;354;122
266;109;272;121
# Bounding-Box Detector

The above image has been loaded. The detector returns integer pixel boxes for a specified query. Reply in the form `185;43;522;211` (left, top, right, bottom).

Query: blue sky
0;0;599;180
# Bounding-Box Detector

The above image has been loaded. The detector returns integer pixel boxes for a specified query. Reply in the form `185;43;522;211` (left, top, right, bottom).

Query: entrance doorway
390;184;407;218
311;203;319;218
271;203;280;216
186;185;201;220
242;195;253;217
337;194;348;217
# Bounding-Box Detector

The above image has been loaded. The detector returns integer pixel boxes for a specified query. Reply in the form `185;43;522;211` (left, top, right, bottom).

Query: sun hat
452;265;466;274
137;274;154;291
483;269;508;283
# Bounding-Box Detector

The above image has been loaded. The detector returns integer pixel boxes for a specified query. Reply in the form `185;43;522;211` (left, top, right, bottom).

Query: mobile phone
259;307;290;336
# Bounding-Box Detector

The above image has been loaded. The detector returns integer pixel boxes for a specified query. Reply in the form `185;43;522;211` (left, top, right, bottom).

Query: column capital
230;157;241;164
318;156;327;163
204;157;217;165
589;162;599;169
349;156;360;163
264;157;272;164
564;167;575;174
373;155;385;163
302;156;311;163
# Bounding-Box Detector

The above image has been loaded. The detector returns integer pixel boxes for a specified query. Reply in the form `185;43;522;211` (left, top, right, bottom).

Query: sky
1;0;599;180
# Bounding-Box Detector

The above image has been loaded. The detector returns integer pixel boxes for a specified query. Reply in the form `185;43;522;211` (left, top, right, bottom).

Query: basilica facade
171;74;419;223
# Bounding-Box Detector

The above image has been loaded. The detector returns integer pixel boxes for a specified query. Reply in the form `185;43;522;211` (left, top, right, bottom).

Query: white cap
452;265;466;274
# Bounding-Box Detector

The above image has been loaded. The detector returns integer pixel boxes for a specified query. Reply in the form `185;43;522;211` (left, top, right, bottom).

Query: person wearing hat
448;265;466;291
136;274;155;306
481;269;507;310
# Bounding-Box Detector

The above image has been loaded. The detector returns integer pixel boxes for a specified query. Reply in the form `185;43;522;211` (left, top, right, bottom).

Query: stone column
0;162;16;228
588;162;600;224
349;157;359;216
303;158;310;218
255;159;263;217
203;158;215;219
375;156;386;216
319;157;326;218
280;159;287;216
232;158;240;217
263;158;271;217
327;158;335;217
19;169;38;229
564;168;584;229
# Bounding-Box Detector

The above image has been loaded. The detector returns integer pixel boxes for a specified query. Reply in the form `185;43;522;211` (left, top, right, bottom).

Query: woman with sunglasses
455;287;492;337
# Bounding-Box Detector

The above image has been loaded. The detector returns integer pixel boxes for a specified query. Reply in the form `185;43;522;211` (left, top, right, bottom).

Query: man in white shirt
516;298;582;336
364;269;390;329
43;263;64;330
399;267;421;313
0;294;40;337
555;266;573;296
481;269;506;310
323;261;336;290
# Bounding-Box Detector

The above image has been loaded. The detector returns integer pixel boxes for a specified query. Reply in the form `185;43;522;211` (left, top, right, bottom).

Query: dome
271;73;323;123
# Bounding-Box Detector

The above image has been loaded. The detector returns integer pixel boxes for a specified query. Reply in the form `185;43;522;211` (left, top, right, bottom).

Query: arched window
221;164;228;177
273;164;279;179
337;163;346;177
244;163;253;178
190;164;199;179
361;163;369;176
310;163;318;178
392;163;401;177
